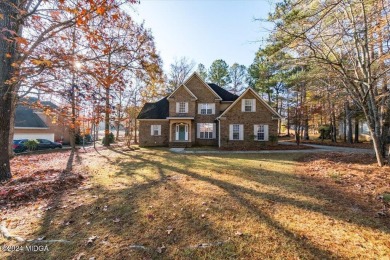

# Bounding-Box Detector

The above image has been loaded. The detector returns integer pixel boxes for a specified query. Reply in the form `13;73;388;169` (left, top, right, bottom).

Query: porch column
189;121;192;142
169;122;173;142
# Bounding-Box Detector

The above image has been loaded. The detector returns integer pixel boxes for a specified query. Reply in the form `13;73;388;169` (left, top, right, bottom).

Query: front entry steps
170;148;185;153
169;142;192;148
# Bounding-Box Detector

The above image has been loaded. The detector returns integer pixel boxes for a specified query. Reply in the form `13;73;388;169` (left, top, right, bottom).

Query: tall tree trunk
345;101;353;143
69;83;76;149
0;1;19;181
287;91;290;136
104;86;110;146
8;94;18;158
104;53;112;147
354;118;359;143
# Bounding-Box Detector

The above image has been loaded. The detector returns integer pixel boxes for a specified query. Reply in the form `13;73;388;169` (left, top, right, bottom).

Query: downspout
217;117;221;148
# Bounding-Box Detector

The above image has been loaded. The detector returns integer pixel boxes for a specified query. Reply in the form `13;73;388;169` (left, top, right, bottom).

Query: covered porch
168;118;194;147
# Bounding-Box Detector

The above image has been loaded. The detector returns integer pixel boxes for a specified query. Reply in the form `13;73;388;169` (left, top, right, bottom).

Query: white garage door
14;133;55;142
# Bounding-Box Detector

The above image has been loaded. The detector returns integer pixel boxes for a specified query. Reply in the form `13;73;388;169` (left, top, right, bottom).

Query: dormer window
242;99;256;112
176;102;188;113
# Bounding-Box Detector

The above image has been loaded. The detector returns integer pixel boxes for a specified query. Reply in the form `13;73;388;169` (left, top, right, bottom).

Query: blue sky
131;0;275;72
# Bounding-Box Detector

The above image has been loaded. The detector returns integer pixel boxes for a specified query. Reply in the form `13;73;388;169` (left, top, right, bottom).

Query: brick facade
138;72;280;149
185;75;220;146
139;120;169;147
219;91;278;148
168;86;196;118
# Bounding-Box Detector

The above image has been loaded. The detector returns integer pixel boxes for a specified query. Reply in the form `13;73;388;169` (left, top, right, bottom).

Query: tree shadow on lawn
10;148;389;259
1;150;82;208
111;149;390;232
162;152;389;227
10;164;241;260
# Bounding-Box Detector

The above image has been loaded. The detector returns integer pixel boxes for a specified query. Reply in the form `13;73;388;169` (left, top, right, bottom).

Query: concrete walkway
170;142;374;155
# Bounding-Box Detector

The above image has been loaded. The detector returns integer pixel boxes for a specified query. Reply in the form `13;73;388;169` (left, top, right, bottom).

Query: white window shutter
185;102;189;113
241;99;245;112
158;125;161;136
211;103;215;114
212;123;216;139
150;125;154;136
229;125;233;140
175;125;179;140
176;103;180;113
239;124;244;140
198;104;202;114
252;99;256;112
196;123;200;138
253;125;258;140
264;125;269;141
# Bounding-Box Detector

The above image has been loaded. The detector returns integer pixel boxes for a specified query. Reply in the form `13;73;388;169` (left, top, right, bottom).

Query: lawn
1;147;389;259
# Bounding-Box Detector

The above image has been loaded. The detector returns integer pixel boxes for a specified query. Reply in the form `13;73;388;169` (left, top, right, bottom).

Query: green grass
3;148;390;259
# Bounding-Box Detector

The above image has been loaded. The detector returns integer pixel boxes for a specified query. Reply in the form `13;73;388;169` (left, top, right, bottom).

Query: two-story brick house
137;72;281;148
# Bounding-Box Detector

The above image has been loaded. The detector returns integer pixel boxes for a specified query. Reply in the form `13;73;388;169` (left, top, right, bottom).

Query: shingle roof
15;106;48;128
22;97;58;108
137;96;169;119
137;84;239;120
15;97;59;128
208;83;239;101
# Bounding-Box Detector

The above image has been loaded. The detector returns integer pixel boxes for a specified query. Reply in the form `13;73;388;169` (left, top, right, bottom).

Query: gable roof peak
167;83;198;100
184;72;222;100
218;87;281;119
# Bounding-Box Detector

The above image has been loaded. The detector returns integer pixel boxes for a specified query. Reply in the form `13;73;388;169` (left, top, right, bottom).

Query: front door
175;124;189;141
179;125;185;140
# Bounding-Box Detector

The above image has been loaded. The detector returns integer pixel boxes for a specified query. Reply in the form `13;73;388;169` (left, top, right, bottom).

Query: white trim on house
167;84;198;100
166;117;194;120
13;133;55;142
254;124;269;141
229;124;244;141
150;125;162;136
15;127;49;129
217;88;281;119
184;72;222;100
138;119;168;121
241;99;256;112
218;119;221;147
198;103;215;115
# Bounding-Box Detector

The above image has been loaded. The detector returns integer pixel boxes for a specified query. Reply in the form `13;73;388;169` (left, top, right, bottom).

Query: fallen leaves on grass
0;152;84;207
298;152;390;217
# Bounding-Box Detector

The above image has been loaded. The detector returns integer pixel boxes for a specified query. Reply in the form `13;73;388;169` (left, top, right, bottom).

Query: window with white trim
232;124;240;140
151;125;161;136
257;125;265;140
254;124;268;141
179;102;186;113
199;123;214;139
244;99;254;112
199;103;214;115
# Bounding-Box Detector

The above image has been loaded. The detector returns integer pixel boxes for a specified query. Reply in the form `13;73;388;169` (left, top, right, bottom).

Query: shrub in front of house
25;139;38;151
269;135;278;145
